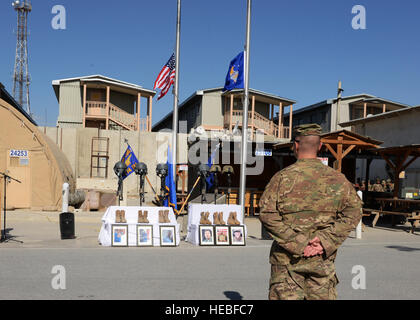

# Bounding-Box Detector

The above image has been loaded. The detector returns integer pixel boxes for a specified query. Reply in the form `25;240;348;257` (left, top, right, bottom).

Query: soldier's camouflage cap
292;124;323;140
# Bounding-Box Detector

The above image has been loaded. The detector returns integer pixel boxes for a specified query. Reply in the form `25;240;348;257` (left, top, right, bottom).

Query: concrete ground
0;210;419;300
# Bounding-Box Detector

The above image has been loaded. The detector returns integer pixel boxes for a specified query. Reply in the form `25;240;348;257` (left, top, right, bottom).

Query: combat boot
232;212;240;226
213;212;220;225
205;212;212;225
218;212;226;225
143;211;149;224
138;210;144;224
120;210;127;224
159;211;165;224
227;212;234;225
164;210;171;223
200;212;207;225
115;210;121;223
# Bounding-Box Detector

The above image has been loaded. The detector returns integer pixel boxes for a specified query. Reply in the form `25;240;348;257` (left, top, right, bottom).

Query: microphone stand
214;172;219;204
117;176;124;206
0;172;24;244
139;174;146;207
159;175;167;207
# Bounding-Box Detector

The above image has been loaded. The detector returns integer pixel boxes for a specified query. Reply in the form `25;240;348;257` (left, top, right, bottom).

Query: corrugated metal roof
273;129;383;149
340;105;420;127
52;75;156;100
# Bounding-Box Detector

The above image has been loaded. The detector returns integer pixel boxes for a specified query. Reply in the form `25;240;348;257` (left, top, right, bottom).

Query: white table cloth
99;206;180;247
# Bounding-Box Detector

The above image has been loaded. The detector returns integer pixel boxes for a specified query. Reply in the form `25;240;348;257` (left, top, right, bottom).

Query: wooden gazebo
274;130;383;173
320;130;382;172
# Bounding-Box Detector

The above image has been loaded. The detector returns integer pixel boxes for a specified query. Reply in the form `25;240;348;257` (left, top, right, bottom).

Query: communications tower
12;0;32;114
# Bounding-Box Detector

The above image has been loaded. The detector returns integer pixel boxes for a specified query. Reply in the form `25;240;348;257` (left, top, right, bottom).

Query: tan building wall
57;80;83;127
353;110;420;187
201;91;224;128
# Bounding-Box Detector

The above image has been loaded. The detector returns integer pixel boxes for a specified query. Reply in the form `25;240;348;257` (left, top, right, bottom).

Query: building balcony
223;110;290;139
85;101;148;132
222;90;295;140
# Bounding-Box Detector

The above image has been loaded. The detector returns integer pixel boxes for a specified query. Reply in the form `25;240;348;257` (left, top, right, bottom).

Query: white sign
256;150;273;157
178;165;188;172
10;150;29;158
318;157;329;166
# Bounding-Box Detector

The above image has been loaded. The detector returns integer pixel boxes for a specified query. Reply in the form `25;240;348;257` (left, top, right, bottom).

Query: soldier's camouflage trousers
269;263;339;301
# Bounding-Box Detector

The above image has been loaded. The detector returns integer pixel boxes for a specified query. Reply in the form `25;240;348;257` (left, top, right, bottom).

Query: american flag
154;53;176;101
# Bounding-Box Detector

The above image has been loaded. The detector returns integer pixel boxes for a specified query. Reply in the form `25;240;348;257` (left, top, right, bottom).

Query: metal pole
62;183;69;213
356;190;363;240
335;80;343;131
239;0;252;208
172;0;181;180
2;178;6;241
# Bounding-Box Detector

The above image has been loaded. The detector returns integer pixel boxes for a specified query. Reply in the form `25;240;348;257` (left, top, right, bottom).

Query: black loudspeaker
60;213;76;240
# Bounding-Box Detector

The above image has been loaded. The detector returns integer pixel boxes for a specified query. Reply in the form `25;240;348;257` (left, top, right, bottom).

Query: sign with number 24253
10;150;29;158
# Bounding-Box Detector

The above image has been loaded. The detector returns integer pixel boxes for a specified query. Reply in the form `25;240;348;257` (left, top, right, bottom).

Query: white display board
186;204;246;246
99;206;180;247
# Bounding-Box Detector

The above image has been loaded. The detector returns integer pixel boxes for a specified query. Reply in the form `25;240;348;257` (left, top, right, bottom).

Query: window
310;114;317;123
320;112;327;124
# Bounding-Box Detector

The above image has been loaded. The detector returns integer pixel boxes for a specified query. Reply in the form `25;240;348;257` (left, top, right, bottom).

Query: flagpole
239;0;252;209
172;0;181;180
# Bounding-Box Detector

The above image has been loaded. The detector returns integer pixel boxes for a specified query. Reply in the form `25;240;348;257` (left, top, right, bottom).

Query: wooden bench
244;191;263;216
362;208;375;217
366;209;412;228
407;212;420;234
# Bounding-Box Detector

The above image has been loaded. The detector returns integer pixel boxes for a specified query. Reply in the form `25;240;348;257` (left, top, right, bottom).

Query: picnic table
363;198;420;234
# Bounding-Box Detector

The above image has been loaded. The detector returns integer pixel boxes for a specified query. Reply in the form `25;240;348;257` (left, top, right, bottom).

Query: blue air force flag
223;52;245;92
121;144;139;180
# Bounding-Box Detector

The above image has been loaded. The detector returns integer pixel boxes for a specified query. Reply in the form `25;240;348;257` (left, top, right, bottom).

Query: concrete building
282;94;411;133
52;75;156;132
152;88;296;141
0;83;75;211
340;105;420;187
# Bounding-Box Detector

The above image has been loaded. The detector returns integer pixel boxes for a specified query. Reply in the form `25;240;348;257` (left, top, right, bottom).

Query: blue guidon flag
121;144;139;180
223;52;245;92
164;146;178;214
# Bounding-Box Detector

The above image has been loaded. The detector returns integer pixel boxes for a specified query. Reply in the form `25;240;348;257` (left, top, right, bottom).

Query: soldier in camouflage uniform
368;180;374;192
387;179;395;193
372;178;384;193
259;124;363;300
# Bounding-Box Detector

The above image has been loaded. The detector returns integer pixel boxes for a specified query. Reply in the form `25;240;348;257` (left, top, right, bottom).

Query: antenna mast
12;0;32;115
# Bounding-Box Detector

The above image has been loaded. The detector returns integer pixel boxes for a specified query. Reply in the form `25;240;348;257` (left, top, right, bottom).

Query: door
6;150;31;209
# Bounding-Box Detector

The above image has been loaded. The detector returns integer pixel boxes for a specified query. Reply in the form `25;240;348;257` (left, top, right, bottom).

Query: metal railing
224;110;290;138
86;101;146;131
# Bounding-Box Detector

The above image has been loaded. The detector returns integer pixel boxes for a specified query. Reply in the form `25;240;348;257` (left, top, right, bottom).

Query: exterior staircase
86;101;147;131
224;110;290;139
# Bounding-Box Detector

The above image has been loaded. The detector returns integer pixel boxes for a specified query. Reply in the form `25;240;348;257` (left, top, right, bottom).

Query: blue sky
1;0;419;126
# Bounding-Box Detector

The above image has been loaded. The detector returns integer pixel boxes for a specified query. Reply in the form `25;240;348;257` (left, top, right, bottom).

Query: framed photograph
111;225;128;247
230;226;246;246
160;226;176;247
199;226;215;246
215;226;230;246
137;225;153;247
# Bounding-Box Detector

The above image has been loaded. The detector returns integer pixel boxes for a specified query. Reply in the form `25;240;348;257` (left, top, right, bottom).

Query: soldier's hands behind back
304;237;325;258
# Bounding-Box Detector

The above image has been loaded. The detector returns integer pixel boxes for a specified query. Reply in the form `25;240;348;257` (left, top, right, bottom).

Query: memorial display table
99;206;180;247
186;204;246;246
